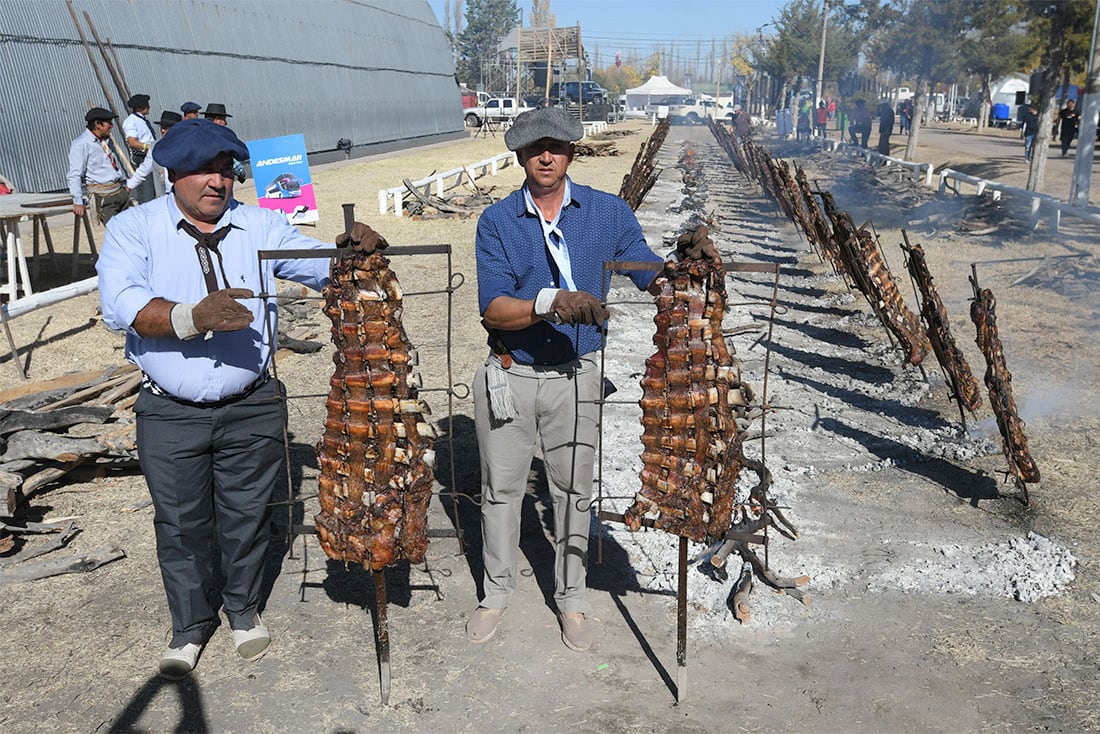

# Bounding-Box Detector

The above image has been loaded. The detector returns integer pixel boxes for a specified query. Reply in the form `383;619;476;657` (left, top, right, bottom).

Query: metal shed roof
0;0;465;193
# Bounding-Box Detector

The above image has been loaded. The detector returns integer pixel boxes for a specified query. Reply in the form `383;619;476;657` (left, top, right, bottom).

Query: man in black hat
66;107;129;224
126;111;183;197
97;118;379;680
203;103;233;125
123;93;158;203
203;103;246;182
467;107;715;652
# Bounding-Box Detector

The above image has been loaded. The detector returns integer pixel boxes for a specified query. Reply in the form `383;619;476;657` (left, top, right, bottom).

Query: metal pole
374;569;391;705
814;0;828;107
676;535;688;703
341;202;356;236
1069;0;1100;205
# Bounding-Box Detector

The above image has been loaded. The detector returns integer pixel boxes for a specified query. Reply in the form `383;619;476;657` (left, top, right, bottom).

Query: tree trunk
904;79;927;161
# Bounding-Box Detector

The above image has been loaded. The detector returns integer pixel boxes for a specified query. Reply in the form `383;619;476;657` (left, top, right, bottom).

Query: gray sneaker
232;615;270;661
465;607;504;643
559;613;591;652
159;642;203;680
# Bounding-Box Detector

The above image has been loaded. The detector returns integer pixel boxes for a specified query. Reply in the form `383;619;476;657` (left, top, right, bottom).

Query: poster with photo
247;134;318;225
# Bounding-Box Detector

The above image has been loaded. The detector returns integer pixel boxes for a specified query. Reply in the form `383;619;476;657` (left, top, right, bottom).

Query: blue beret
180;101;201;114
152;118;249;171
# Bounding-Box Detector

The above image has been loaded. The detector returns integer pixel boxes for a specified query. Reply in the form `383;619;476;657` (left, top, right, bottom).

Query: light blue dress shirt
67;129;124;204
98;193;333;402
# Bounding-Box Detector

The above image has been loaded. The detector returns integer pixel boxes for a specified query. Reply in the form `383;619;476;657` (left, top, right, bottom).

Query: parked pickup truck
463;97;534;127
666;98;735;124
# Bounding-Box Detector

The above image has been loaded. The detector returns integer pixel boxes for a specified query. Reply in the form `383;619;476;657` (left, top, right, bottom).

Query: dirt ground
0;119;1098;732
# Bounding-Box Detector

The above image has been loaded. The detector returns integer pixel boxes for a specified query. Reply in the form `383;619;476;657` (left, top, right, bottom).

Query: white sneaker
159;642;203;679
232;615;270;661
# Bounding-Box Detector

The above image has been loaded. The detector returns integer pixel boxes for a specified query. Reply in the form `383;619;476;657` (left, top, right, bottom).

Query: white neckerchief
523;179;576;291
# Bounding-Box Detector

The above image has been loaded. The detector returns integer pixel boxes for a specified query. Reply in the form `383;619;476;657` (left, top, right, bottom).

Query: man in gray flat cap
467;107;664;652
97;118;379;680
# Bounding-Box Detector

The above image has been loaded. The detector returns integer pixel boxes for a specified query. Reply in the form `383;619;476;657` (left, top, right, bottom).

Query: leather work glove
336;222;388;254
191;288;255;332
551;290;610;326
675;225;721;264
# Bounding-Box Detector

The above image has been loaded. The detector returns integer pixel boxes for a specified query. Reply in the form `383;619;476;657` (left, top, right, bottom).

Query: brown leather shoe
465;607;504;643
559;612;591;652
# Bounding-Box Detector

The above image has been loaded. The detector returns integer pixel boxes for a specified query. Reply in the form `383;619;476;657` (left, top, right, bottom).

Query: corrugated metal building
0;0;464;193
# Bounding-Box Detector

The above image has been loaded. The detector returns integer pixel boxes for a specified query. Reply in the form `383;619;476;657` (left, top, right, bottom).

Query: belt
87;181;124;196
142;372;272;407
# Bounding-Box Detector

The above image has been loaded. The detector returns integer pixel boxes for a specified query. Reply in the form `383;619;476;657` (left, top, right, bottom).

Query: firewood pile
619;118;671;210
401;177;499;219
573;140;619;157
0;364;141;516
708;122;1039;500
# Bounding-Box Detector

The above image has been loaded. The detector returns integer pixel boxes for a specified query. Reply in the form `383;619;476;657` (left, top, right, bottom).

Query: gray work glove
191;288;255;332
551;290;610;325
336;222;388;253
675;225;721;263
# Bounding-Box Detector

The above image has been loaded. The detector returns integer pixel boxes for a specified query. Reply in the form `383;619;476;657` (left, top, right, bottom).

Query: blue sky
426;0;788;68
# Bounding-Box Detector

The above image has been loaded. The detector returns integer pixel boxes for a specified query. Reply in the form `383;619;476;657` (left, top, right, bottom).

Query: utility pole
1069;0;1100;206
815;0;829;106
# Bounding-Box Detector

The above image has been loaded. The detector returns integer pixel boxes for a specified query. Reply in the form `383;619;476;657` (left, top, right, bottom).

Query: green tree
956;1;1035;133
756;0;860;111
456;0;519;91
863;0;968;158
1022;0;1093;191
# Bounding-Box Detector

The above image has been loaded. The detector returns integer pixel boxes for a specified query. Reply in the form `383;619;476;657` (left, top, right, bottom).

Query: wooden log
0;522;79;569
0;519;72;534
42;366;138;411
0;431;104;462
21;460;87;495
0;368;111;407
0;405;115;436
0;544;124;584
94;371;141;406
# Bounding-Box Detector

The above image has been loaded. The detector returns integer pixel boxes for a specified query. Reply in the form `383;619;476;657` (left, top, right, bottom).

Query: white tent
990;73;1029;108
624;75;693;110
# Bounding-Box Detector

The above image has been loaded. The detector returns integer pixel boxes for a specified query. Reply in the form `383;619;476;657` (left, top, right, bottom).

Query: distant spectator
899;98;913;134
850;99;872;148
815;101;828;138
123;93;157;204
796;107;812;142
1021;103;1040;161
126;110;183;196
1058;99;1080;158
877;100;895;155
204;104;247;183
180;101;201;119
66;107;129;225
827;97;836;121
734;108;752;140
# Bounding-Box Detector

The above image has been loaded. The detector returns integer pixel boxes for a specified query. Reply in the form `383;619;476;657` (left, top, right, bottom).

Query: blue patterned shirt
476;177;661;365
97;193;332;402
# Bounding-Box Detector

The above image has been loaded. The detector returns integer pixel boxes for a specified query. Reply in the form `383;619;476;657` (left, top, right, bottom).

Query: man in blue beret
180;101;201;119
66;106;130;225
97;118;379;680
466;107;681;652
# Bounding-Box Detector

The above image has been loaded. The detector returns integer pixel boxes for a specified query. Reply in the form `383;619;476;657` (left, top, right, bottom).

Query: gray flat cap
504;107;583;151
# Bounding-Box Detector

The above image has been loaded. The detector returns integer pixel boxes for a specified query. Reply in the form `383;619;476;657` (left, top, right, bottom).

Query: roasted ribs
315;243;435;570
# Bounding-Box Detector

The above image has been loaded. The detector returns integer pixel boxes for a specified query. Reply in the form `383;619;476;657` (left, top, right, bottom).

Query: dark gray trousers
135;380;284;647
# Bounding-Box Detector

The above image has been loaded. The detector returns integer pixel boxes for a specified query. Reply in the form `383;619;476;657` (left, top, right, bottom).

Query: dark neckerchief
177;219;233;294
